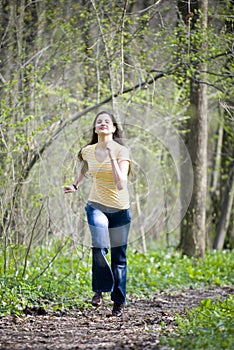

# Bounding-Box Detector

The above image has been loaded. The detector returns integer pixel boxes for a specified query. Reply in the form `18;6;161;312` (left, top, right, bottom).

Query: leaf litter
0;286;233;350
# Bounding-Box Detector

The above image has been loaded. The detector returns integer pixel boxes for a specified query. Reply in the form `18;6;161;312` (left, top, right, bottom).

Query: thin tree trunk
226;212;234;249
210;122;223;194
136;192;147;253
213;165;234;249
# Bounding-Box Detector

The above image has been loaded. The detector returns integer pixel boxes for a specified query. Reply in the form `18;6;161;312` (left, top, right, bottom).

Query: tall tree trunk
226;211;234;249
213;164;234;249
178;0;208;258
206;120;223;246
212;0;234;249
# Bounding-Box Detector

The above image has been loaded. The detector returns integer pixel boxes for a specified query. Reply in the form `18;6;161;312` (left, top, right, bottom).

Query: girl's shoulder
114;141;130;160
83;143;96;150
81;144;96;159
113;141;128;150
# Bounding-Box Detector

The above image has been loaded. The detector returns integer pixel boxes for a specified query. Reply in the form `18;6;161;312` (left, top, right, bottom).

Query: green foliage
1;244;233;349
0;245;233;316
0;241;92;315
1;0;233;251
127;249;234;297
160;295;234;350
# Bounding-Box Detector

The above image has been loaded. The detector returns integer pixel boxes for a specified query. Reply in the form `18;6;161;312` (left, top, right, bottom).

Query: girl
64;111;131;317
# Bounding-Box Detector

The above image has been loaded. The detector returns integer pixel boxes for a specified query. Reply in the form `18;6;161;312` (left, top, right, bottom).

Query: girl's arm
64;162;88;193
106;142;130;191
109;159;129;191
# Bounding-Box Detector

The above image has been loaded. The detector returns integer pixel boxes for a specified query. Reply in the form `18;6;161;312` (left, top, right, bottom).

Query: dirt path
0;286;233;350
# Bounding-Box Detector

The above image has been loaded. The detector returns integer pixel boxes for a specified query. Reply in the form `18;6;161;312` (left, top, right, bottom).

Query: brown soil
0;286;233;350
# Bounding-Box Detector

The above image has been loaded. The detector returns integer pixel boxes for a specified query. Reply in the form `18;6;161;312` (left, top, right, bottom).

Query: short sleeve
81;147;87;161
118;146;131;162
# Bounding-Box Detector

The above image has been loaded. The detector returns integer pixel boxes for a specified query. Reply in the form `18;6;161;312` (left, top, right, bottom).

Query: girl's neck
97;134;113;144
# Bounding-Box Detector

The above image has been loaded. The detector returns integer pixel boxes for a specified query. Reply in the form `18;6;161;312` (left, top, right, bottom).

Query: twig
22;199;46;278
30;238;69;283
22;50;233;182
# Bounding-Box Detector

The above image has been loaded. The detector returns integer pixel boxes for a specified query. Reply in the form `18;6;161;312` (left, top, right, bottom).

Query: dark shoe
112;302;124;317
91;292;103;307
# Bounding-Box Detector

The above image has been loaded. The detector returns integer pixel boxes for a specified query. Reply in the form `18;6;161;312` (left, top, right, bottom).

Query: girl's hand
64;185;76;194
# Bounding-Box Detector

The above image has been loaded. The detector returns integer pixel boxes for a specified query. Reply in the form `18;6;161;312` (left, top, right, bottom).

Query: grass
160;295;234;350
0;242;233;349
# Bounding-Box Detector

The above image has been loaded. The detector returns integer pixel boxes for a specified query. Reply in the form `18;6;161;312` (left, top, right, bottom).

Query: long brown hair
78;111;127;175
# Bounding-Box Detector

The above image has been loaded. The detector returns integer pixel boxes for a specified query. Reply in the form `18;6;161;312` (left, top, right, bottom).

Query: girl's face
95;114;116;135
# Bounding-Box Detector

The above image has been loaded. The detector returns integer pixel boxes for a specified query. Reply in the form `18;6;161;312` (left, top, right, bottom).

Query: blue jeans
85;201;131;305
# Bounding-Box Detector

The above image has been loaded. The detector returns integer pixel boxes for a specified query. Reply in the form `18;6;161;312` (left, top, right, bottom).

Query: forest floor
0;285;233;350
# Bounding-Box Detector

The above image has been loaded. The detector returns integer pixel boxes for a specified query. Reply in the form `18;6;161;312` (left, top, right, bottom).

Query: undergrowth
0;243;233;315
0;242;233;349
127;248;234;296
160;295;234;350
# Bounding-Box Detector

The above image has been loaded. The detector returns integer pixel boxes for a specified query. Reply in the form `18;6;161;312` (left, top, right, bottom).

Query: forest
0;0;234;349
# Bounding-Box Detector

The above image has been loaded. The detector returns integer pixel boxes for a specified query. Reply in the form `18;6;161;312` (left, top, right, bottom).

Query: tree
212;109;234;249
209;0;234;249
0;0;233;265
177;0;208;257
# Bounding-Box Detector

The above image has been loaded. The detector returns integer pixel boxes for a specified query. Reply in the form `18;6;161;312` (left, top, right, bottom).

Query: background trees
0;0;233;269
177;0;208;258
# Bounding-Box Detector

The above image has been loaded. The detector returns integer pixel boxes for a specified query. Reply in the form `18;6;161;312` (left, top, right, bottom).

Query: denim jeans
85;201;131;305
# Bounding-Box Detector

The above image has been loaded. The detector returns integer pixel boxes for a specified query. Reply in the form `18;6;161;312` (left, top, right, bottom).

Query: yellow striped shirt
82;142;130;209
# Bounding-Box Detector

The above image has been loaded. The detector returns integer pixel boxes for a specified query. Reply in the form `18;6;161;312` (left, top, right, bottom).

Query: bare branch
219;101;234;120
127;0;162;15
23;50;233;180
120;0;129;94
